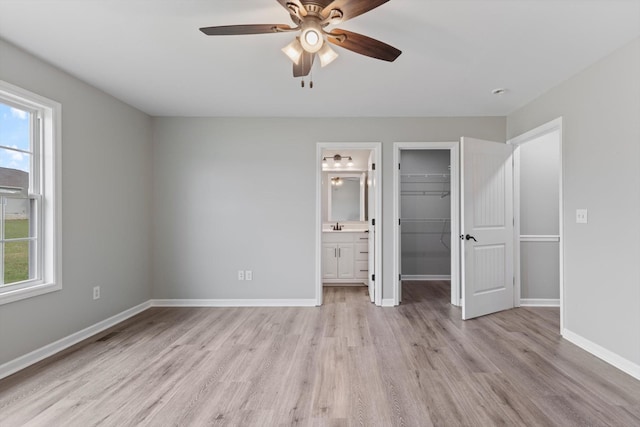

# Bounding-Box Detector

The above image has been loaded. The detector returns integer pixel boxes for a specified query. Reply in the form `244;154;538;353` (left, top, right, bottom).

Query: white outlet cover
576;209;588;224
245;270;253;281
238;270;245;280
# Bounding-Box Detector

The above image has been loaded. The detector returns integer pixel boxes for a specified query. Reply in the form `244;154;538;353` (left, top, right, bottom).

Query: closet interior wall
400;150;451;279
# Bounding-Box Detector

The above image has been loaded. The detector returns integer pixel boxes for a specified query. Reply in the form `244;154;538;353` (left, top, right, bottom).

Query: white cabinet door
322;243;338;279
337;243;354;279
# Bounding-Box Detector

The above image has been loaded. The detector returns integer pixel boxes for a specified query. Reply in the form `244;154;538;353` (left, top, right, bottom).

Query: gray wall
519;131;560;299
0;39;153;365
152;117;506;300
508;37;640;366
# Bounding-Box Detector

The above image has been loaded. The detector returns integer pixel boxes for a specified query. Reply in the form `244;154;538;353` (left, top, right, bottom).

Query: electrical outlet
93;286;100;300
576;209;588;224
237;270;245;281
245;270;253;281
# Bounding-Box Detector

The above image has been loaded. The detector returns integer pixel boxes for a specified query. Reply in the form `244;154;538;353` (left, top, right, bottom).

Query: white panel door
367;151;376;302
461;137;514;320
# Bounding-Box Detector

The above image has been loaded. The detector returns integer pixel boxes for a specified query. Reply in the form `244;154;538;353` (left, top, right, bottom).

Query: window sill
0;281;61;305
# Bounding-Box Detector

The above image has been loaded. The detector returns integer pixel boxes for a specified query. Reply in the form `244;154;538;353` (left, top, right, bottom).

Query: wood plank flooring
1;281;640;426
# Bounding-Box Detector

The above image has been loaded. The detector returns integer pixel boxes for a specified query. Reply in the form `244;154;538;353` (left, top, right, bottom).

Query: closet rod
401;191;450;197
400;218;450;223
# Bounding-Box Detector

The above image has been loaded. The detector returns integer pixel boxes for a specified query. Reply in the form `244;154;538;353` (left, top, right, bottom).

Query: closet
400;150;451;280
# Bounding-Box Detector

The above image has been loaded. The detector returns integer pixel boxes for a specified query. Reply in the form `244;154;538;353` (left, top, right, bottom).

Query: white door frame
316;142;383;306
507;117;564;330
392;142;461;307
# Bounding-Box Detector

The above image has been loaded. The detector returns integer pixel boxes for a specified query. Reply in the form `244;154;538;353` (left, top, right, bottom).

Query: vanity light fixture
331;177;343;186
322;154;353;169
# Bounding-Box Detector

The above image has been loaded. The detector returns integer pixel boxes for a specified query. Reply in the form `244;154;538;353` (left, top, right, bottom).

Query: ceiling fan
199;0;402;79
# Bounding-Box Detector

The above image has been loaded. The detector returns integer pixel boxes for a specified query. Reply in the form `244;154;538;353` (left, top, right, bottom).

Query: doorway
393;142;460;306
315;142;382;306
509;118;564;329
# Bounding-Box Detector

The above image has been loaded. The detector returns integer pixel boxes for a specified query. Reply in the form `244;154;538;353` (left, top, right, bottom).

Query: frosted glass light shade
281;38;303;65
299;20;323;53
318;43;338;67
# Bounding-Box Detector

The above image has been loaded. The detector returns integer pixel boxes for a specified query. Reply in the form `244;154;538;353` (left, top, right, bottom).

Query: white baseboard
0;300;151;380
381;298;396;307
150;299;318;307
562;328;640;381
401;275;451;281
520;298;560;307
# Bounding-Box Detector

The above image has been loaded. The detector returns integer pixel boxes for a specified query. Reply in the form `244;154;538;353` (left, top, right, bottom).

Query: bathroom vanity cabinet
322;232;369;285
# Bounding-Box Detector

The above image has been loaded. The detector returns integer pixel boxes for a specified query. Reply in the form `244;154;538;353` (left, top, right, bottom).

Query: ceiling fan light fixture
299;20;323;53
318;43;338;67
282;37;304;64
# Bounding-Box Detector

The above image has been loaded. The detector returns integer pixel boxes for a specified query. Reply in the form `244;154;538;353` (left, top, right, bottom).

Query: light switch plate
245;270;253;281
237;270;245;281
576;209;588;224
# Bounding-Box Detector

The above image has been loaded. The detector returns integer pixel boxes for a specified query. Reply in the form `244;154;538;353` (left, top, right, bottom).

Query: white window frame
0;80;62;305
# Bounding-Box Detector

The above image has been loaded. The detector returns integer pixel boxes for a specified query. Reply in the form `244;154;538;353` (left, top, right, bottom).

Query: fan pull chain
300;76;313;89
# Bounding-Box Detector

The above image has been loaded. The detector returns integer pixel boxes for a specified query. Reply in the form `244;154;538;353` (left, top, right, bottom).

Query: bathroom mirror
328;173;366;222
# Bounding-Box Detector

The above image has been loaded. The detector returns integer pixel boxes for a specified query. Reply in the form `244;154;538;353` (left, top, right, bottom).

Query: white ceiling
0;1;638;118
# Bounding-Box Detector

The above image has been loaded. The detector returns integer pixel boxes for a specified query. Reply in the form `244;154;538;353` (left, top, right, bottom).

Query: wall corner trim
150;299;318;307
0;300;151;380
562;328;640;381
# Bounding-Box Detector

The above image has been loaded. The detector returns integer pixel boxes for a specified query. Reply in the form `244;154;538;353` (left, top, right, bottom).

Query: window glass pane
4;198;31;239
0;103;31;152
4;240;32;285
0;153;30;195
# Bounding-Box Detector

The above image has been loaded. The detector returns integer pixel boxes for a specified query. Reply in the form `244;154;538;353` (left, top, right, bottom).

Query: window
0;81;61;305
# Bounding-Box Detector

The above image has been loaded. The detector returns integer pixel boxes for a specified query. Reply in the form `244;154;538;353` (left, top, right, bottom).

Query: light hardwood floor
1;281;640;426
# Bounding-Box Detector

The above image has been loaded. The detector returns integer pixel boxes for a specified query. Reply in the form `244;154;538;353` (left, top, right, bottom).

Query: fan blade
200;24;296;36
321;0;390;22
293;51;315;77
327;29;401;62
276;0;307;17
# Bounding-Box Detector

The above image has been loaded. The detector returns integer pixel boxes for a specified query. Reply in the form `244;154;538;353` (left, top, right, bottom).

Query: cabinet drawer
355;261;368;279
356;233;369;243
355;243;369;261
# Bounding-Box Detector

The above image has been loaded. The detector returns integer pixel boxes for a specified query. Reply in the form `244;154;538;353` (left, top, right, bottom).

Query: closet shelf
400;173;450;178
401;231;451;235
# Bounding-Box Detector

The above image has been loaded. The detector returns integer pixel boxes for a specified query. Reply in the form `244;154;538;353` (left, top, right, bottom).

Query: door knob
465;234;477;242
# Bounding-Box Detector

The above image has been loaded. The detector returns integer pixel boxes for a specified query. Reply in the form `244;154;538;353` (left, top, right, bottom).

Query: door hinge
398;163;401;170
372;218;375;226
372;163;376;171
372;274;375;281
399;219;401;226
399;274;402;281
